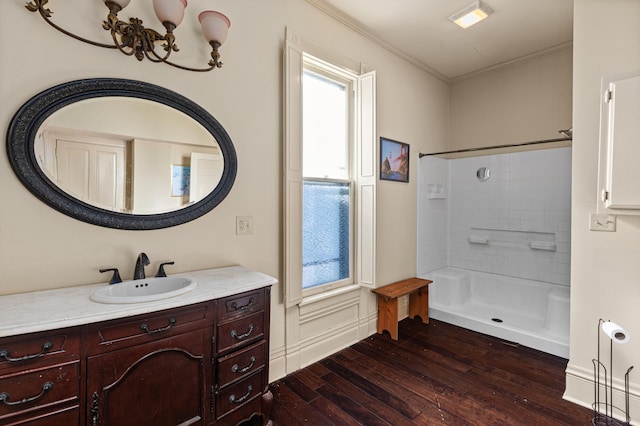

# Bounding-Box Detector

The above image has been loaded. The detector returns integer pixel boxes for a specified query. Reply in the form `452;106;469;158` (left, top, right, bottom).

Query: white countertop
0;265;277;338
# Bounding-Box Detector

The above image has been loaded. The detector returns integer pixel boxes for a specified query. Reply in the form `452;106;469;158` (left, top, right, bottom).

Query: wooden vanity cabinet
0;285;272;426
0;327;82;425
213;288;272;425
86;303;214;426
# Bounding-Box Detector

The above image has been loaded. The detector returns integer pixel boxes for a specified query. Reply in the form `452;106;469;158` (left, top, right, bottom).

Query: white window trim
283;27;376;307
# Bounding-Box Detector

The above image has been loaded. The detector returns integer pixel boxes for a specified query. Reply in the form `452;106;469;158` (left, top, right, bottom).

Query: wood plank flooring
268;318;593;425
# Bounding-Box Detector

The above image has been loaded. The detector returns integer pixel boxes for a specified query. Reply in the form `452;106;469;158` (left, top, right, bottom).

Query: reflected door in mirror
38;129;127;212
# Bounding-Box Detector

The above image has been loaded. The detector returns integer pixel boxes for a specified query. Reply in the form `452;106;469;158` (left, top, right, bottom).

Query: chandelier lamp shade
26;0;231;72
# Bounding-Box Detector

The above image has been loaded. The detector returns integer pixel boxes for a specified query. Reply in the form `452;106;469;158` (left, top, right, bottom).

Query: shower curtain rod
418;137;572;158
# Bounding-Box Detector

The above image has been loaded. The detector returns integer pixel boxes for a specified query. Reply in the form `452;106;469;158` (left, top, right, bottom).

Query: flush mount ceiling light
449;0;494;29
26;0;230;72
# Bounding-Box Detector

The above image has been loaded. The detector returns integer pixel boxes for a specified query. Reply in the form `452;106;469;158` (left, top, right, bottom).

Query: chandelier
26;0;231;72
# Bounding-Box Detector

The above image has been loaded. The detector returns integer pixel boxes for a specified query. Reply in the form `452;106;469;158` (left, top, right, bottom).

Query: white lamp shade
105;0;132;9
152;0;188;27
198;11;230;45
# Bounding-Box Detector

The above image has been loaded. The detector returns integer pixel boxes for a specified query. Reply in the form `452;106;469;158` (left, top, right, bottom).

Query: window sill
299;283;361;307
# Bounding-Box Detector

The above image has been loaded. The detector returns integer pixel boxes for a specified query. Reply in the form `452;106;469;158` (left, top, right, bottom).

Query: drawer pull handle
0;341;53;362
0;382;53;406
231;324;254;340
140;317;176;334
229;385;253;404
232;297;255;311
232;356;256;374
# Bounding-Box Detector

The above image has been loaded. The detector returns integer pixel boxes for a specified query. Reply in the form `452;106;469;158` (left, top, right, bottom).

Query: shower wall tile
416;156;449;276
417;147;572;286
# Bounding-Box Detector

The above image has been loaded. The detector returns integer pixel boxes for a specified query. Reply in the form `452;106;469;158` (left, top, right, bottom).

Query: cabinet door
598;71;640;212
87;329;208;426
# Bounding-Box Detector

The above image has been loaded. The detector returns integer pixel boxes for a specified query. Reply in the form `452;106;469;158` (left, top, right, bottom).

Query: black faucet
133;252;150;280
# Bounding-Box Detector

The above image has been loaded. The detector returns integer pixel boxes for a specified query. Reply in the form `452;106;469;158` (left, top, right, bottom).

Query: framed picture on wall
171;165;191;197
380;137;410;182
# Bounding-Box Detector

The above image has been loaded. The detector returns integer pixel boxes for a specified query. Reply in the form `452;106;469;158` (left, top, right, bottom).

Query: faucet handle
156;262;175;278
99;268;122;285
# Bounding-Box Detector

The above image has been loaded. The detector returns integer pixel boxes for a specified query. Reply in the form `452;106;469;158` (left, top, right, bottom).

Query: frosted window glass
302;181;350;289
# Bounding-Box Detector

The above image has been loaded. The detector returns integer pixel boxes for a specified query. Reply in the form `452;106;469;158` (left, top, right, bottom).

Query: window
302;64;353;291
284;28;376;306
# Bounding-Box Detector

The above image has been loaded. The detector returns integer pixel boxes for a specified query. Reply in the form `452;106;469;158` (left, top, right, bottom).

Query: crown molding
304;0;450;83
304;0;574;85
450;41;574;83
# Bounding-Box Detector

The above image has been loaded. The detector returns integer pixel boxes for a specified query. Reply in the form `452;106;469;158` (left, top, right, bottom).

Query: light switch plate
589;213;616;232
236;216;254;235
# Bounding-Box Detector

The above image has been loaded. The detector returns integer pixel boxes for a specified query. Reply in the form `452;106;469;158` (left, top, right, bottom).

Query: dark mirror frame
6;78;237;230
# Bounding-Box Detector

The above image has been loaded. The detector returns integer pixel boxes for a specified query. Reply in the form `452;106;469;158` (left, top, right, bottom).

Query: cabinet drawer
218;289;266;321
0;404;79;425
87;302;212;353
0;362;79;420
216;311;265;354
217;341;266;388
215;370;264;420
0;328;80;375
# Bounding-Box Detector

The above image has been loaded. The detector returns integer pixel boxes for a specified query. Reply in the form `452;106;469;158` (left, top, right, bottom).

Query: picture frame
171;165;190;197
380;137;410;182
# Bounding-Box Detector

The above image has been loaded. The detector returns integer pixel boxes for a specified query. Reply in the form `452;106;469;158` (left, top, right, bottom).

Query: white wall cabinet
598;71;640;214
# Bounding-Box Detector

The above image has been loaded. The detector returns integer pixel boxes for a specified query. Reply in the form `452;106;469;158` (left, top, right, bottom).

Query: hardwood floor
268;318;593;425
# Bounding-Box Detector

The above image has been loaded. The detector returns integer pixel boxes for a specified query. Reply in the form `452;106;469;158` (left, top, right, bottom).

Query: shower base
420;267;569;358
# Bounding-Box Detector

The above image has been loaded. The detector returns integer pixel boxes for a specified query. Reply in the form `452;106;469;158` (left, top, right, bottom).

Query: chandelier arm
143;32;175;64
26;0;116;49
161;60;217;73
109;29;137;58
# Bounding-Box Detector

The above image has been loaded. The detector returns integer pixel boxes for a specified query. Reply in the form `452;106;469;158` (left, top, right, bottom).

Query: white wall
565;0;640;420
450;46;573;150
0;0;448;381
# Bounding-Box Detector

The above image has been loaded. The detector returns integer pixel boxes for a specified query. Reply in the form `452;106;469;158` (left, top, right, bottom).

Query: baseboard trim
565;363;640;424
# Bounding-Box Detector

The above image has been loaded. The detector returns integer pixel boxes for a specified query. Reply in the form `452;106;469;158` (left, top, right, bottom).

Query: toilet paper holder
592;319;633;425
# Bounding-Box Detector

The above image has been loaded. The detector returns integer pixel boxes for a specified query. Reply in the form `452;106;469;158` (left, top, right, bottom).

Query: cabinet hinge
601;189;609;202
605;89;613;103
211;336;216;361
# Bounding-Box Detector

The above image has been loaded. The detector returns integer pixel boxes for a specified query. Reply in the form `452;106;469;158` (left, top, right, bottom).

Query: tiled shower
417;147;572;286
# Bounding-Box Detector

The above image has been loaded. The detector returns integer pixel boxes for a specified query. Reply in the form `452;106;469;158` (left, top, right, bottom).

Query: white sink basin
90;277;197;304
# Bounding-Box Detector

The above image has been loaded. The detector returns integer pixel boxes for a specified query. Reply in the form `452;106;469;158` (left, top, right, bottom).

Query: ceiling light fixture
26;0;231;72
449;1;494;29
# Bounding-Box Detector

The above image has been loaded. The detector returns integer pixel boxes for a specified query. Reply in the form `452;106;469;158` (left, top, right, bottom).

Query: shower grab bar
466;228;557;251
530;241;557;251
468;235;489;244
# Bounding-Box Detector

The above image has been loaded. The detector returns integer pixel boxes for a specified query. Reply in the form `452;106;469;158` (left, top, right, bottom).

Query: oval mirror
7;78;237;230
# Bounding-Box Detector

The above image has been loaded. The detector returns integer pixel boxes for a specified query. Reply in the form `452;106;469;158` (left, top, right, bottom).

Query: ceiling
307;0;574;81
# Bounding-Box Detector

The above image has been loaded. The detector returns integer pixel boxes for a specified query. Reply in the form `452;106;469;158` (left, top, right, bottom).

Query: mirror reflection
7;78;236;230
35;97;223;215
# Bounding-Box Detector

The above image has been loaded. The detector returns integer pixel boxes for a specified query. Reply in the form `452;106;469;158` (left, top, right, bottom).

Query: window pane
303;70;348;179
302;181;350;289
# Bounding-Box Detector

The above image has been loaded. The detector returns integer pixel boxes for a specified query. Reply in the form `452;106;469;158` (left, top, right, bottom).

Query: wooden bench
372;277;432;340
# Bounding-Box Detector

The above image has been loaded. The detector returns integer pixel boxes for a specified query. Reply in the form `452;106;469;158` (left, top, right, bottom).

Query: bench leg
408;288;429;324
376;297;399;340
